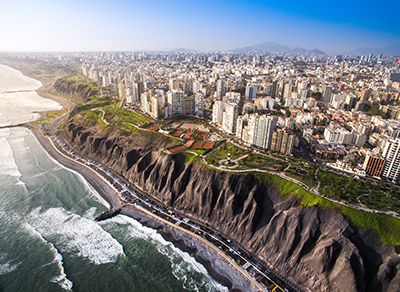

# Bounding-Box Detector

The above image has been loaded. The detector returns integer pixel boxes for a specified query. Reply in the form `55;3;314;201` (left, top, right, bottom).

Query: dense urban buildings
36;49;400;184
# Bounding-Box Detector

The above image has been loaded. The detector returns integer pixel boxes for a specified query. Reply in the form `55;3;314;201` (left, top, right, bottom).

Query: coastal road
31;125;296;292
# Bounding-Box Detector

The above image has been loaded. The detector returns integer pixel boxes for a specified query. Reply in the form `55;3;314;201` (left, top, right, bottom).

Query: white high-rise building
236;115;248;140
193;92;205;118
141;93;150;114
212;101;226;125
254;116;277;149
216;79;225;98
193;81;202;93
222;103;238;134
151;95;160;119
246;115;258;145
126;87;134;103
382;138;400;183
167;90;184;117
283;83;292;99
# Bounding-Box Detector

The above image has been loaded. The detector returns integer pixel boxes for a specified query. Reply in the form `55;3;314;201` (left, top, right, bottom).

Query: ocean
0;65;228;292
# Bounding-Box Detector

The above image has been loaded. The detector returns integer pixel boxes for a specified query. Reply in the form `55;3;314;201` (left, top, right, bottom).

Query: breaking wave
23;223;73;291
27;207;125;265
104;215;228;292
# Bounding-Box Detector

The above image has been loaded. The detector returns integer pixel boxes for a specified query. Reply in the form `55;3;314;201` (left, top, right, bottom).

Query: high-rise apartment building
236;115;248;140
245;85;257;99
363;152;385;178
193;92;205;118
141;92;150;114
246;114;258;145
382;138;400;183
271;128;294;155
216;79;225;98
167;90;184;117
254;116;277;149
184;96;193;115
212;101;226;125
222;103;238;134
283;83;293;99
151;95;160;119
324;125;353;145
321;85;333;103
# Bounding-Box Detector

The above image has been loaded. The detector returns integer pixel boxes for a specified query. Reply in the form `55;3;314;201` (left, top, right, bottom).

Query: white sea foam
27;207;124;265
0;260;20;276
0;129;22;177
0;253;21;276
105;215;228;292
23;223;73;290
83;207;98;220
49;252;73;291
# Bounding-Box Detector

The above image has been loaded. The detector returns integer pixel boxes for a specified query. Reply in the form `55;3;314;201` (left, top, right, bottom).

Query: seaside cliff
53;79;98;103
62;121;400;292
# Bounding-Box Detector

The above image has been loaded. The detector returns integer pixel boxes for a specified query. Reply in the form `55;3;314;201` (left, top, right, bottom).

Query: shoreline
2;62;265;292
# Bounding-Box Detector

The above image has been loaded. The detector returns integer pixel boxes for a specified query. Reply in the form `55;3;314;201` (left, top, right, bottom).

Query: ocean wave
23;223;73;291
0;260;21;276
104;215;228;292
0;253;21;276
0;128;22;177
26;207;124;265
34;139;111;209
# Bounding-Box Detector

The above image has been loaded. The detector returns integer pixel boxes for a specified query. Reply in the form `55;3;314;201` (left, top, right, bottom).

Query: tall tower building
321;85;333;103
167;90;184;117
246;114;258;145
283;83;293;99
236;115;248;140
212;101;226;125
193;81;202;93
141;92;150;114
222;103;239;134
254;116;277;149
193;92;205;118
382;138;400;183
360;89;371;102
245;85;257;99
216;79;226;98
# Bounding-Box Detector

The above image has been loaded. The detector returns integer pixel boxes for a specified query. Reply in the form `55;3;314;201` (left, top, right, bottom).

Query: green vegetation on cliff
53;72;100;103
254;172;400;245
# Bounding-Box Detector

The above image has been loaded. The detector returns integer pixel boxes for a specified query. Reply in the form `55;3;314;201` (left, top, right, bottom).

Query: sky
0;0;399;54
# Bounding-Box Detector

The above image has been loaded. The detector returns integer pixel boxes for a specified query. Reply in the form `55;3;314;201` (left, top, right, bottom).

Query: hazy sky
1;0;399;54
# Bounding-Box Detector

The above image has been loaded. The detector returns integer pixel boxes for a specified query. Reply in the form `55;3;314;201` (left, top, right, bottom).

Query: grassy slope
254;172;400;245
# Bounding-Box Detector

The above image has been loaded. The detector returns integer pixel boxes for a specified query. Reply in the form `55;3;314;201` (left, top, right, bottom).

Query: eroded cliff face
63;122;400;292
53;79;98;102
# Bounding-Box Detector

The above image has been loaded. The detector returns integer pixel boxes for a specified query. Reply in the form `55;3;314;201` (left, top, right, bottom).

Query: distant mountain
309;49;326;55
233;41;326;55
344;44;400;56
233;41;290;53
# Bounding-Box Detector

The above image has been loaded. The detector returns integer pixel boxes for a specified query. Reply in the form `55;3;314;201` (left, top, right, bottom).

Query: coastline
5;63;265;292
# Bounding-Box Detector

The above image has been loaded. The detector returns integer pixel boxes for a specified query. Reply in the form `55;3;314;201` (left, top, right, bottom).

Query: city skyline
1;0;399;54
